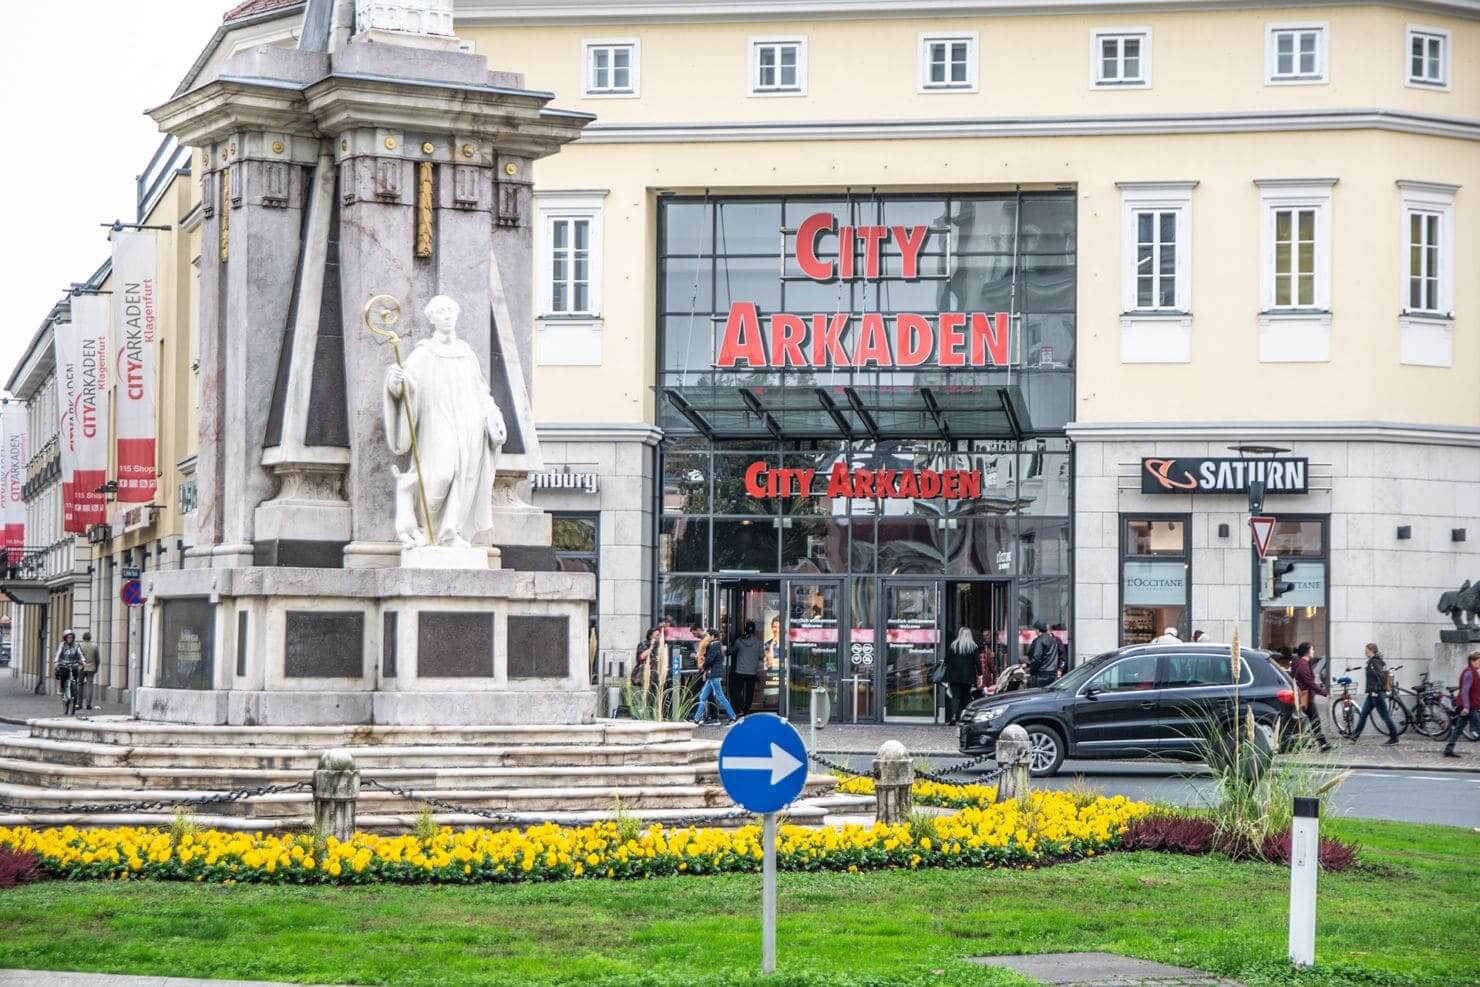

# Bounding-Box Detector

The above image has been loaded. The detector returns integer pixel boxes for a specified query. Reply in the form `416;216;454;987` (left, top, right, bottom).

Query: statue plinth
401;545;496;570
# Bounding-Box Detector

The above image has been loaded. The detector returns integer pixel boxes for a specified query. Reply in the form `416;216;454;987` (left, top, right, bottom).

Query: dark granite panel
235;610;248;678
507;616;569;679
253;539;347;568
417;611;494;678
382;611;398;678
159;599;215;691
284;611;364;678
494;544;558;572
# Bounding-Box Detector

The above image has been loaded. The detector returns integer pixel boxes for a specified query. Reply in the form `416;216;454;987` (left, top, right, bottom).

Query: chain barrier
808;750;1006;786
0;781;311;817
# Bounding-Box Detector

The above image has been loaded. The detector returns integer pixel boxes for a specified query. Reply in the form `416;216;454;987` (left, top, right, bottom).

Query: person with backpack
690;625;737;726
1442;651;1480;758
1349;643;1400;746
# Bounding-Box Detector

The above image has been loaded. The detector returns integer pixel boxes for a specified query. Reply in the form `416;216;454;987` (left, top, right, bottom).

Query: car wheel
1254;719;1278;755
1023;725;1065;777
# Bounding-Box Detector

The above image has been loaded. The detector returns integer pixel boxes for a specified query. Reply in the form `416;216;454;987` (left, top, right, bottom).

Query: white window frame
582;39;640;99
1118;182;1193;313
917;32;979;93
1265;22;1328;85
1404;25;1449;90
1397;181;1456;319
1091;28;1152;89
1256;179;1336;363
749;37;808;97
535;190;608;367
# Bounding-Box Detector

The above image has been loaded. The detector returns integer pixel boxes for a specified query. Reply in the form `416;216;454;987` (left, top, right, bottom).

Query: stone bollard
871;739;913;825
993;725;1032;803
313;748;360;842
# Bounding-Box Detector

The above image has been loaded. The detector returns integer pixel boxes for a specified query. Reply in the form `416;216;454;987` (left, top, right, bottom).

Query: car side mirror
1084;687;1099;700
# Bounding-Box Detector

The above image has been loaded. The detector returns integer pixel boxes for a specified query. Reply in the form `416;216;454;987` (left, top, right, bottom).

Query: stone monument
135;0;598;725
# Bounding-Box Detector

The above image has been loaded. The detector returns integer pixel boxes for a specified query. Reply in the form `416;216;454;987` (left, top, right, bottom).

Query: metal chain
0;781;310;817
807;749;1005;785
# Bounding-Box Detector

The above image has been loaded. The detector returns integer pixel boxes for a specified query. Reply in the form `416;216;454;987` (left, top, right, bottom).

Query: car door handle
1138;700;1156;710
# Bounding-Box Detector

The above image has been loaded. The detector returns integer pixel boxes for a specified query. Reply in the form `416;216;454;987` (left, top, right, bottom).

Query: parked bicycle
1380;664;1412;736
1330;667;1361;738
1403;672;1453;739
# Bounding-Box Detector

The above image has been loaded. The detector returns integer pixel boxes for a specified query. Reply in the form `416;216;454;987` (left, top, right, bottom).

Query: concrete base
132;686;596;726
402;545;494;570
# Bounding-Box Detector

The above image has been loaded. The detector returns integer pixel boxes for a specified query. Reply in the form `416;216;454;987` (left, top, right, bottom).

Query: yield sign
1250;515;1277;558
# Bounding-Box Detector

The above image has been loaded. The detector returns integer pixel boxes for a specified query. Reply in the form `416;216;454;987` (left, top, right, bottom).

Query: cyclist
53;629;85;713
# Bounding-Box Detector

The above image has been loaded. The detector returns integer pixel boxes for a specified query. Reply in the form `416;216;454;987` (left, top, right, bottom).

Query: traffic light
1247;479;1266;515
1260;557;1274;599
1269;558;1296;600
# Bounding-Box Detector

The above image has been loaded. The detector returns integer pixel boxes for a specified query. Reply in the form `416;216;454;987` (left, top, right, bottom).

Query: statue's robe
383;336;505;546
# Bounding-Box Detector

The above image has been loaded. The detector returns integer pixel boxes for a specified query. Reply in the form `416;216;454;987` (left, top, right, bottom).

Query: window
1406;27;1448;88
1257;517;1327;662
1118;182;1193;313
552;514;600;684
1120;516;1190;646
1162;653;1246;689
536;190;606;366
1266;24;1327;84
1397;180;1457;365
1272;207;1317;308
1092;29;1150;88
1257;180;1333;312
1406;209;1442;313
1087;653;1158;693
583;40;639;97
750;38;806;95
919;33;978;91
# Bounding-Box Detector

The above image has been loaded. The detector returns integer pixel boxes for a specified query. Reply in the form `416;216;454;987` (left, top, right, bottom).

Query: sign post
717;713;808;976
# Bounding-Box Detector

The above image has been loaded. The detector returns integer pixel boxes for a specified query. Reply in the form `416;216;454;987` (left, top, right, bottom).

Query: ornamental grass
0;789;1146;887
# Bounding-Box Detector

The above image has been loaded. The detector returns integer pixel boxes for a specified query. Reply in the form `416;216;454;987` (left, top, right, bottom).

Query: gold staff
363;293;434;541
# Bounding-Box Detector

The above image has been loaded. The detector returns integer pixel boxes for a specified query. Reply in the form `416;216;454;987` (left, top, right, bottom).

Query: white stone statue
355;0;456;40
383;296;506;550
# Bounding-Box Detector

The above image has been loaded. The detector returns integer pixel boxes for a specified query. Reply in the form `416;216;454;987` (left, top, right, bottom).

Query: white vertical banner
70;293;111;532
110;230;158;503
0;400;25;562
52;319;81;535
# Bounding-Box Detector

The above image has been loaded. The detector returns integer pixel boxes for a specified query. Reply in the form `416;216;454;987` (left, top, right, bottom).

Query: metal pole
808;691;817;755
1288;795;1319;966
762;811;777;975
1251;543;1262;650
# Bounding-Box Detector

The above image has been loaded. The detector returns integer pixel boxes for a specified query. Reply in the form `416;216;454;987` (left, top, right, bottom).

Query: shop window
1092;30;1150;88
750;38;806;95
1265;24;1327;84
1120;516;1189;646
1258;517;1328;661
583;40;639;97
919;33;978;92
553;514;600;681
1405;27;1448;88
660;517;709;573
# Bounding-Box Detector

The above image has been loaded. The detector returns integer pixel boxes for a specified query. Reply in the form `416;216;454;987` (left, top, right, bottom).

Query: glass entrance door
883;580;941;721
784;579;842;722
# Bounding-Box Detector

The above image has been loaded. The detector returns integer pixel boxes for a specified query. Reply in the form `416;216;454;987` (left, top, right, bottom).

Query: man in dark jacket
1442;651;1480;758
1349;643;1400;745
1290;642;1333;752
1025;621;1058;688
731;621;763;715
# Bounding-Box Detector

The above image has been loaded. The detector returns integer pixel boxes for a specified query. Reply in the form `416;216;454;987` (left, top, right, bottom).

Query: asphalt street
840;754;1480;828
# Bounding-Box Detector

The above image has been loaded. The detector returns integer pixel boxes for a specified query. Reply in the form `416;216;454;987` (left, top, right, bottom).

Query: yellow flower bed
836;775;1002;810
0;790;1145;886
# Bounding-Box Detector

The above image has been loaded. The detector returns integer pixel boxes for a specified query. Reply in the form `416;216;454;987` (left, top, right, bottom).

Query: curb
813;750;1480;775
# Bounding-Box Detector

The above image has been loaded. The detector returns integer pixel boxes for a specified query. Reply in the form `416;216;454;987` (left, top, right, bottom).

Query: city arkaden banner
0;399;26;562
52;319;81;534
53;297;111;535
109;230;158;502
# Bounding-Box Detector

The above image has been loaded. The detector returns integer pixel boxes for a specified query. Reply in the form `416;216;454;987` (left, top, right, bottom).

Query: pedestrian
691;626;737;726
1289;642;1333;752
973;629;996;699
1051;623;1070;677
53;629;84;712
1349;643;1400;746
1152;626;1181;644
631;626;661;697
945;627;978;724
1192;630;1205;643
731;620;763;715
1025;621;1058;688
79;631;101;710
1442;651;1480;759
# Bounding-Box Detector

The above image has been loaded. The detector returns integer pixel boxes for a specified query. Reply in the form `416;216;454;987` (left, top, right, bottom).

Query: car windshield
1046;653;1116;692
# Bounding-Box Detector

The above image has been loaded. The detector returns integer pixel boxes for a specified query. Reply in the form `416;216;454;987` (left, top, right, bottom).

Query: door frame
879;576;943;724
780;574;847;724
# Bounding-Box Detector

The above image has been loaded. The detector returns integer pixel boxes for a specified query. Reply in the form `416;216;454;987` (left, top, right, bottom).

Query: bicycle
59;665;84;717
1403;672;1453;739
1380;664;1412;736
1329;668;1361;738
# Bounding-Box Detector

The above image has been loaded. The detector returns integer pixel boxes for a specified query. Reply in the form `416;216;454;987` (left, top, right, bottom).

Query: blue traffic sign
120;579;144;608
717;713;808;814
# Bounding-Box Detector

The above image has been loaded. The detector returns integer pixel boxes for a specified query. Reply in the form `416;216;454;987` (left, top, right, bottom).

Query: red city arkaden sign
745;461;983;500
715;212;1011;370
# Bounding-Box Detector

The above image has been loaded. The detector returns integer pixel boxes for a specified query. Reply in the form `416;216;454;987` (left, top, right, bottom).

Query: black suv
958;644;1297;776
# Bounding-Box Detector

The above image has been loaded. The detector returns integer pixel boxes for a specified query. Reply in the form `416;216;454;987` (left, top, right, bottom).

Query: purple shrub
1120;814;1217;854
1258;831;1359;872
0;849;45;889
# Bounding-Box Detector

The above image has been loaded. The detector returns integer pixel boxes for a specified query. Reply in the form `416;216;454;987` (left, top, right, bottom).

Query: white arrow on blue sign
717;713;808;814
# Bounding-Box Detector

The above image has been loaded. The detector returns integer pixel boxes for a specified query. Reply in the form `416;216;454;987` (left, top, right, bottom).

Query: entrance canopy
660;376;1031;442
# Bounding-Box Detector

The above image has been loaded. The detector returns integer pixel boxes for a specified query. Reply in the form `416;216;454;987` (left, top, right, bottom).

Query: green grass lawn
1;818;1473;987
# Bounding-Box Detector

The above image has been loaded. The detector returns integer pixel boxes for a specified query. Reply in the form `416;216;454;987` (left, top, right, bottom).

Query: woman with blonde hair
945;627;979;724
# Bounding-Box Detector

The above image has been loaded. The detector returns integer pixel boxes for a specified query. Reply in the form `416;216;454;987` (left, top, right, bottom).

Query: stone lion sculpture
1437;579;1479;630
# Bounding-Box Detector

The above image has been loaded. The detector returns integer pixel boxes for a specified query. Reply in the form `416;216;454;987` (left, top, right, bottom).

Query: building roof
223;0;302;21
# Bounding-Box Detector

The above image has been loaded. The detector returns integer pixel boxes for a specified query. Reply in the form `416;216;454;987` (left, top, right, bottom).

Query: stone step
25;716;696;749
0;735;720;771
0;757;734;792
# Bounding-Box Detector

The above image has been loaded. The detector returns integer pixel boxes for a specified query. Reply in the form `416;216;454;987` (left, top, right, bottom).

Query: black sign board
121;566;141;580
1140;457;1308;495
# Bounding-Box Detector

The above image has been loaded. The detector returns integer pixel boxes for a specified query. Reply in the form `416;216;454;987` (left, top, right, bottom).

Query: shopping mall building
4;0;1478;724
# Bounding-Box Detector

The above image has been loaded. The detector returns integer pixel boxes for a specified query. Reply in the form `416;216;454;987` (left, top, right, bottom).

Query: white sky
0;1;238;387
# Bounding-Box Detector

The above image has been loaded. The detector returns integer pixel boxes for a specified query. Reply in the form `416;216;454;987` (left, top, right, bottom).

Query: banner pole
762;811;777;975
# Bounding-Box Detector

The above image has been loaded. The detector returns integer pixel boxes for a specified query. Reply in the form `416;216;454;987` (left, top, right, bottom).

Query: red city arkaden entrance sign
745;461;983;500
714;212;1011;370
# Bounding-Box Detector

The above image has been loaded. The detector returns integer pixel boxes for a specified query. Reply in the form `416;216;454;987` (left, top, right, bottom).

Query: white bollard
1288;795;1319;967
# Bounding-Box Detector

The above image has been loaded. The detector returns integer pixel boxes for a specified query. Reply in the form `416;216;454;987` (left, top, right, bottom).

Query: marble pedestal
138;566;595;726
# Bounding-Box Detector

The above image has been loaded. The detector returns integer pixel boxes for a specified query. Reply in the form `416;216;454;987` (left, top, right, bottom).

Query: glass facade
655;191;1076;722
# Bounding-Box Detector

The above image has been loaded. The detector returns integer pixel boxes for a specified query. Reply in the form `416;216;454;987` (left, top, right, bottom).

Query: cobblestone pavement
971;952;1244;986
0;671;129;726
